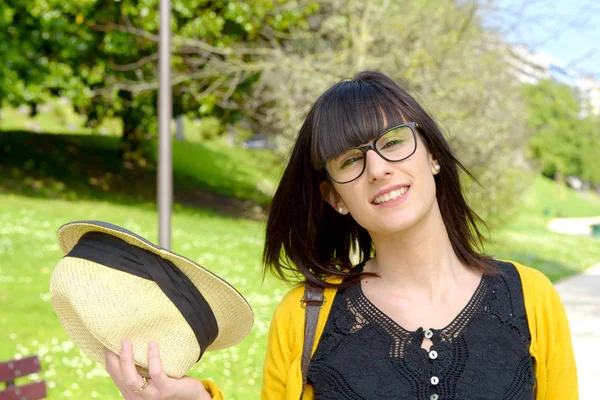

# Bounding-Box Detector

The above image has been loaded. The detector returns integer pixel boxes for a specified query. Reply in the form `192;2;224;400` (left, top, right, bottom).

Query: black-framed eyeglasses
324;122;418;184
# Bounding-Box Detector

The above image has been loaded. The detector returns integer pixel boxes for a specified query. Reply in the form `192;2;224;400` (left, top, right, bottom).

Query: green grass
1;177;599;398
157;137;283;203
0;131;284;208
0;194;289;399
484;176;600;281
516;175;600;220
0;100;122;135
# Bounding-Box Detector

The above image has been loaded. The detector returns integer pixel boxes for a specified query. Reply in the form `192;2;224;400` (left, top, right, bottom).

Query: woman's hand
105;340;212;400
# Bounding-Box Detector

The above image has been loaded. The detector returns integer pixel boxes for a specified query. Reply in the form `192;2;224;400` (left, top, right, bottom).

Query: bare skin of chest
360;274;482;351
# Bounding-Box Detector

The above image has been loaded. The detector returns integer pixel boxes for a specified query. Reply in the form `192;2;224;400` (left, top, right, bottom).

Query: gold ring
133;376;149;393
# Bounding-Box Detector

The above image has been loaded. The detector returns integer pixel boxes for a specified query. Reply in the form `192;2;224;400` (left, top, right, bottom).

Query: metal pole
158;0;172;249
176;115;184;141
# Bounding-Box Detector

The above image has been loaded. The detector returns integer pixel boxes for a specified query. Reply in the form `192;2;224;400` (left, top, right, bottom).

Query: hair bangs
310;80;408;168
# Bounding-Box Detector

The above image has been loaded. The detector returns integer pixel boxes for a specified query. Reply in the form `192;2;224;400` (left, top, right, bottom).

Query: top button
424;329;433;339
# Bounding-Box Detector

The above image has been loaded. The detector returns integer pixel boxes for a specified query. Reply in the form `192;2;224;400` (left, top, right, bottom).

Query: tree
522;79;600;185
0;1;84;113
246;0;532;227
1;0;317;159
72;0;318;160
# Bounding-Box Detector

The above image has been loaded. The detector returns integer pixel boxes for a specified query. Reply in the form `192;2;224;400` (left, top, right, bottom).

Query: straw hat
50;220;254;378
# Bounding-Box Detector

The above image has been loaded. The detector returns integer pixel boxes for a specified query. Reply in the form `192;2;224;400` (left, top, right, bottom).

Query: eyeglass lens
326;125;416;183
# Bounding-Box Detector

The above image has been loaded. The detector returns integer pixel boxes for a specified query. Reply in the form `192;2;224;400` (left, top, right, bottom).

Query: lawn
2;176;600;398
485;176;600;281
163;137;282;203
0;131;283;208
0;194;289;399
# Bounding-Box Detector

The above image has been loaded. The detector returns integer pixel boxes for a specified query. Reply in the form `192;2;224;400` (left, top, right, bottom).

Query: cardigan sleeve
261;285;305;400
202;380;224;399
261;282;340;400
539;277;578;398
514;262;578;399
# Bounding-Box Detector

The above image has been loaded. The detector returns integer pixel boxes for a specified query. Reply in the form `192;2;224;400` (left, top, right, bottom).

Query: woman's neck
365;202;477;301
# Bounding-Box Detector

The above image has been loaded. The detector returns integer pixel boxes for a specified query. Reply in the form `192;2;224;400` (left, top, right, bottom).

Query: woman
105;71;577;399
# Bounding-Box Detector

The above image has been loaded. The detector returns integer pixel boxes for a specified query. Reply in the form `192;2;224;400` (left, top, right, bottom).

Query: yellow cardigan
259;261;578;399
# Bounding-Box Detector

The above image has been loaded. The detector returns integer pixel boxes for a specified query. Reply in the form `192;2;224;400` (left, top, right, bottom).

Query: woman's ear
429;154;441;175
319;181;348;214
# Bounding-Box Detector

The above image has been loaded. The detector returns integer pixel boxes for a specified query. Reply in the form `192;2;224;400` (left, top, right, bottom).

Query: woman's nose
364;150;393;181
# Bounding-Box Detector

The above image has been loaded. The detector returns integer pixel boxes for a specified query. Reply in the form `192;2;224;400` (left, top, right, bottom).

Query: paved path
548;216;600;235
554;263;600;399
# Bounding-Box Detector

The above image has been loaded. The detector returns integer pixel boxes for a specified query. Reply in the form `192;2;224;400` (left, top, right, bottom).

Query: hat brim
56;220;254;353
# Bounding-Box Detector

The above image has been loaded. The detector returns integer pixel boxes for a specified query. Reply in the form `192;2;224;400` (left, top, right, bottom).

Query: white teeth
373;187;408;204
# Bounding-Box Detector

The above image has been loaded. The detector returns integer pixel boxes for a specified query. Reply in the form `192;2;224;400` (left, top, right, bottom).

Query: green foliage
248;0;532;228
522;79;600;185
0;0;317;153
0;99;121;135
5;0;597;230
181;116;223;142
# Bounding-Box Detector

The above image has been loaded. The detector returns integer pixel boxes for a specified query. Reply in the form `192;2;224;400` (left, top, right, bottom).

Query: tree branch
109;53;159;71
89;22;277;57
91;60;277;95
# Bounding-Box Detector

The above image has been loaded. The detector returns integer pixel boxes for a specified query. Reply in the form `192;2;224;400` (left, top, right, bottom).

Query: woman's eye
381;139;404;149
340;156;363;168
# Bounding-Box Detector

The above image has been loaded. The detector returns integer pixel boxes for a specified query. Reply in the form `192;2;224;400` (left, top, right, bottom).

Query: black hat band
66;231;219;361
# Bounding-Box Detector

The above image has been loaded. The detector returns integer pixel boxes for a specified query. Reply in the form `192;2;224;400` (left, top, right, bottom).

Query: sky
482;0;600;78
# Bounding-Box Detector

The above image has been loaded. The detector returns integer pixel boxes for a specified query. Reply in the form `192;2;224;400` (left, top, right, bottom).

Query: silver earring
338;207;344;214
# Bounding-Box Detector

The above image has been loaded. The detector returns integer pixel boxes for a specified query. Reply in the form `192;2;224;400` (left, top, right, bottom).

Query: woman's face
325;131;440;235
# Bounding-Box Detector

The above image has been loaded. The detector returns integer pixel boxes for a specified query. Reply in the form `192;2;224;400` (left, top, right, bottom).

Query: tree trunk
120;113;145;159
28;101;38;117
118;91;147;164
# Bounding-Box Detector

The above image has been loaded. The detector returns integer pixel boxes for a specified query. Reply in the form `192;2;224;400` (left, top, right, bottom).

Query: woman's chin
364;214;422;236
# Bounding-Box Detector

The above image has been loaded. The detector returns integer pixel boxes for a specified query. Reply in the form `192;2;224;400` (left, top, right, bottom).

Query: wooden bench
0;356;47;400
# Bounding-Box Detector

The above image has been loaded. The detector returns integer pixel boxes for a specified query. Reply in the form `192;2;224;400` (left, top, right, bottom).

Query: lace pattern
307;261;535;400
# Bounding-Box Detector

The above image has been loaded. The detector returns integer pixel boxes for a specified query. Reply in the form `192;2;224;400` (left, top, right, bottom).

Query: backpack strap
300;284;325;399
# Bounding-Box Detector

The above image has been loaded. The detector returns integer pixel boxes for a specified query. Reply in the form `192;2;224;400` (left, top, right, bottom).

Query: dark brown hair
263;70;496;287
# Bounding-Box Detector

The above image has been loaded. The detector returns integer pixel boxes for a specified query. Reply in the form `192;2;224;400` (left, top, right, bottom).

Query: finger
119;340;148;393
104;347;123;382
147;341;169;387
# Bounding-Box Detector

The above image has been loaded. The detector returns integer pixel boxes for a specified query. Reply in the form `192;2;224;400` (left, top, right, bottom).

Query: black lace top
307;261;535;400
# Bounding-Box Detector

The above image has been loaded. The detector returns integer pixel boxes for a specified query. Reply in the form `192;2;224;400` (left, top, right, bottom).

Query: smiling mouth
372;186;409;205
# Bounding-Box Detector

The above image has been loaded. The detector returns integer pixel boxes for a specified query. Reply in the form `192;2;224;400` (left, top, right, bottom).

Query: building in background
508;44;600;117
578;75;600;117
